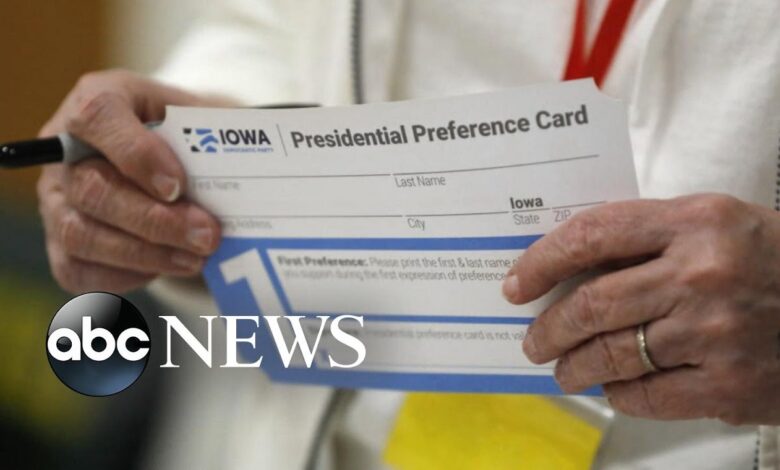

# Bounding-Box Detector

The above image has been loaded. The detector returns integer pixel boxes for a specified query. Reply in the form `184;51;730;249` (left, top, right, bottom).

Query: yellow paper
384;393;603;470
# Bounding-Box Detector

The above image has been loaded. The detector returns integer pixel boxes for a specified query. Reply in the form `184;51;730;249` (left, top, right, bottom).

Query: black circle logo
46;292;151;397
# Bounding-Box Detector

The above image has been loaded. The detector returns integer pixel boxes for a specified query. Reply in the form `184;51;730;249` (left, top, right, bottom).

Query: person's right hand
37;70;231;294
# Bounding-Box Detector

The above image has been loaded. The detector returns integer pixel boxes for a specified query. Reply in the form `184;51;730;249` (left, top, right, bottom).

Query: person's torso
307;1;780;469
149;1;780;468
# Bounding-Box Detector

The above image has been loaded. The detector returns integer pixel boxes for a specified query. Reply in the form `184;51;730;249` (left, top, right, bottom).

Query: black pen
0;131;113;168
0;103;319;169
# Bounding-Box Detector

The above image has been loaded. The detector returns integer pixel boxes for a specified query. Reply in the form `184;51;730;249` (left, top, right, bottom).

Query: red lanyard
563;0;638;87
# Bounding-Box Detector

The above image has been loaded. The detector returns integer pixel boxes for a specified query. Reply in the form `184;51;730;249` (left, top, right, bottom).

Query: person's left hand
502;193;780;425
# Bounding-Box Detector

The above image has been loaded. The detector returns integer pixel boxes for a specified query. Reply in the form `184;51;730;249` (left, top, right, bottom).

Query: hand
37;70;231;293
502;194;780;425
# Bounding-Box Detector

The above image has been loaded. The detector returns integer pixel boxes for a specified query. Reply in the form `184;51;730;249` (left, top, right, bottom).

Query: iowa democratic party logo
183;128;219;153
183;127;274;154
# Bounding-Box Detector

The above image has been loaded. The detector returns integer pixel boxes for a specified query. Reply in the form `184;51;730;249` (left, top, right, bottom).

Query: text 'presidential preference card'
156;79;638;395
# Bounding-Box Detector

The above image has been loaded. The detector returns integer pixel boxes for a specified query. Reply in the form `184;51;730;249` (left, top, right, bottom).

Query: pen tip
0;145;13;158
0;143;22;168
0;136;63;168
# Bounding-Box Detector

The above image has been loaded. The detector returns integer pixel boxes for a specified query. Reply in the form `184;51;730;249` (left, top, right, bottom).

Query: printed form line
551;200;606;209
394;154;599;176
405;211;510;218
220;203;603;220
190;153;599;180
221;214;404;219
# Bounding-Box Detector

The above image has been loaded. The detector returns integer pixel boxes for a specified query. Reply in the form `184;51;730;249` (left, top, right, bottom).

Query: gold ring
636;323;659;373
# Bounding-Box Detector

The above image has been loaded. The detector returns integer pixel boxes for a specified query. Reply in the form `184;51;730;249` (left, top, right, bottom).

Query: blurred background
0;1;207;467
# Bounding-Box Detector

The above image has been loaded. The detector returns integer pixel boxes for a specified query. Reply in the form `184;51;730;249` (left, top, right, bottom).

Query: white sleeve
153;0;308;105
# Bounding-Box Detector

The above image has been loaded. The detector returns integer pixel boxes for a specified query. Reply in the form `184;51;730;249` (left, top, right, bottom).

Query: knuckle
141;203;177;243
73;71;100;91
567;283;602;334
118;240;145;268
58;211;89;255
74;70;108;88
66;90;123;133
560;214;604;268
124;133;157;162
678;246;739;289
702;194;741;224
700;312;742;342
593;334;622;378
68;165;113;213
99;68;133;83
681;194;742;229
113;133;159;178
74;70;135;97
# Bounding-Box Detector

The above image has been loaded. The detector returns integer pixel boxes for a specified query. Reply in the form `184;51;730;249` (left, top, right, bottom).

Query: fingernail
554;373;570;392
523;331;538;359
187;227;214;252
502;272;519;302
152;174;181;202
554;358;574;392
171;251;203;271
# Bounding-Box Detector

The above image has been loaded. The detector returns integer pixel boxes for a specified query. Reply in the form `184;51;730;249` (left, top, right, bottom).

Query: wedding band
636;323;659;373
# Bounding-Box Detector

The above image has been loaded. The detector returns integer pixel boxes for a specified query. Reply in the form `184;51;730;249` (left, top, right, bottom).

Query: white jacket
146;1;780;469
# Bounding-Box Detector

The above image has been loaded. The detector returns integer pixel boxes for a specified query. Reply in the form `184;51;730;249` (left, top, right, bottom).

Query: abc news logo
47;293;365;396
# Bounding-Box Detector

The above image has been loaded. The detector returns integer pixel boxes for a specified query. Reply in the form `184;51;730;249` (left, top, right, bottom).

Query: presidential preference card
156;80;638;395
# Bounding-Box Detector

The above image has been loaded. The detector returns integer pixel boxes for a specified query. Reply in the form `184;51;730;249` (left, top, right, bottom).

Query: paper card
156;79;638;394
